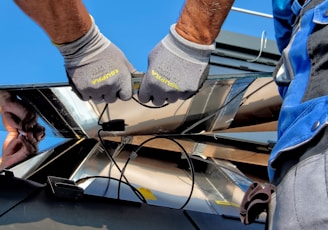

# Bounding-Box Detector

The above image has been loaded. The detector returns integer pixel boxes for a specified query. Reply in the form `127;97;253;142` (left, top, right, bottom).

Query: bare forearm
176;0;235;45
14;0;92;44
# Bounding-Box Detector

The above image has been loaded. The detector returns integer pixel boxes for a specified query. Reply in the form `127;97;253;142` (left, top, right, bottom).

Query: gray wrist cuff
56;17;110;64
163;24;215;63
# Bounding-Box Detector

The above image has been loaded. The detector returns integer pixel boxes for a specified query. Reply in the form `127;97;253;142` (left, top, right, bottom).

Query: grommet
311;121;320;131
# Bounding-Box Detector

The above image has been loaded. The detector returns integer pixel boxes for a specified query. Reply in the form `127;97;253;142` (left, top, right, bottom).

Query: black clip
101;119;125;131
47;176;84;200
0;169;14;178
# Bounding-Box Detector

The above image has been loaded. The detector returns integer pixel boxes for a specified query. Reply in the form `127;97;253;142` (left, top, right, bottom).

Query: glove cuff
56;16;110;65
163;24;215;63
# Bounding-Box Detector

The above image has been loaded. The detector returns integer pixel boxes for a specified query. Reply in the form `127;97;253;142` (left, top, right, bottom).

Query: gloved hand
56;17;135;103
138;24;215;106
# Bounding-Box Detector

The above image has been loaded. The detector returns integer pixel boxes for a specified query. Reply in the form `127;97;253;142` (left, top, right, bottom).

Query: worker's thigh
269;151;328;230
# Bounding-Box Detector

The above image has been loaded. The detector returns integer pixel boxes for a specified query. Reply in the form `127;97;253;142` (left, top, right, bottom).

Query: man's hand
0;91;37;132
0;91;45;139
57;19;135;103
0;133;37;169
0;91;45;169
138;24;215;106
0;94;45;142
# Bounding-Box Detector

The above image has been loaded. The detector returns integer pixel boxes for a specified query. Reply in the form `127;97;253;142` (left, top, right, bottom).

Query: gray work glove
138;24;215;106
57;18;135;103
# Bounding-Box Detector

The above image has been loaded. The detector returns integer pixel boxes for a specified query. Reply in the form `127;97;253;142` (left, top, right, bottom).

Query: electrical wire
239;79;274;107
96;129;148;204
98;103;109;125
118;136;195;210
75;175;147;204
92;77;272;208
97;103;112;196
100;145;111;196
132;76;268;135
96;103;147;202
131;77;270;135
132;96;169;109
181;78;257;134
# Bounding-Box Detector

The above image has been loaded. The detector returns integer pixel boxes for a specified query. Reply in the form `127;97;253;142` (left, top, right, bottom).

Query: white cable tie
129;151;138;160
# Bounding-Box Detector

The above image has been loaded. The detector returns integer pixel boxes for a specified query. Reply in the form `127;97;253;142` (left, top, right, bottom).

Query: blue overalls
269;0;328;182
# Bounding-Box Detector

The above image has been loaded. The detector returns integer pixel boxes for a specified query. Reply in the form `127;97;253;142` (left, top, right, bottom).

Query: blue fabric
272;0;294;52
269;0;328;181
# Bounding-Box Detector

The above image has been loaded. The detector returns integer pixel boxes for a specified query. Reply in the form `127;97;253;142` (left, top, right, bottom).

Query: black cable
75;175;147;204
94;77;269;207
181;78;257;134
131;77;268;133
97;130;130;185
118;136;195;210
98;103;109;125
96;104;142;201
132;96;169;109
239;79;274;107
97;103;112;196
132;77;267;134
98;129;148;203
98;141;111;197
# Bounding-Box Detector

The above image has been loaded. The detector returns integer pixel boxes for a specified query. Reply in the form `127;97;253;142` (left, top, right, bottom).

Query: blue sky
0;0;273;85
0;1;274;154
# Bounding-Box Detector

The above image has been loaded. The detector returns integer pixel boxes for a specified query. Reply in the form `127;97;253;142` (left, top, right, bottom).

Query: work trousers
269;128;328;229
269;0;328;228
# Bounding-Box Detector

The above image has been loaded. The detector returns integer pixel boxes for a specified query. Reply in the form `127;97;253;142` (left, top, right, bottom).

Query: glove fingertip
118;86;133;101
152;97;166;107
167;97;178;104
119;93;132;101
103;96;117;104
181;92;194;101
137;92;151;104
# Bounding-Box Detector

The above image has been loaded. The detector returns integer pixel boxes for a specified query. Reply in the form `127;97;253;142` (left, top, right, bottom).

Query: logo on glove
152;70;179;90
91;69;119;85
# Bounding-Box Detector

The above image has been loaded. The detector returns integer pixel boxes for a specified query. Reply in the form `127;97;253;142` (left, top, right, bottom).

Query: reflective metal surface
0;72;280;167
0;72;274;139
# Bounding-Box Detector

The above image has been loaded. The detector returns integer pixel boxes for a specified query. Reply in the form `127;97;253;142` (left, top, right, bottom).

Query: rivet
311;121;320;131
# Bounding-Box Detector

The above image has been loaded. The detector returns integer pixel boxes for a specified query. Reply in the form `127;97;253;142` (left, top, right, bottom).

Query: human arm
176;0;235;45
14;0;91;44
138;0;235;105
14;0;135;103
